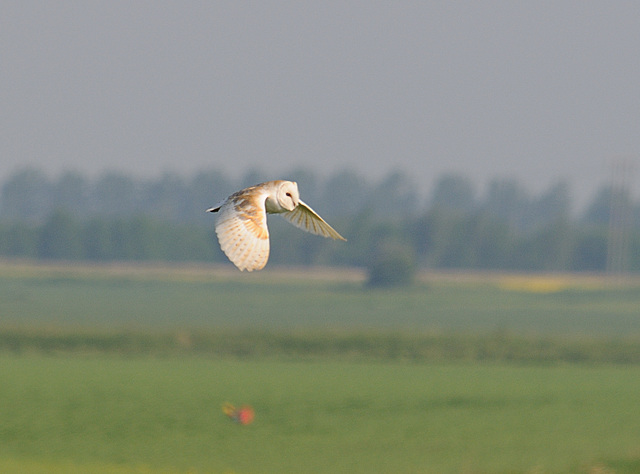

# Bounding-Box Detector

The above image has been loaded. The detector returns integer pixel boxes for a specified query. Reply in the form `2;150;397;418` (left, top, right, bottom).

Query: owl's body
208;180;345;271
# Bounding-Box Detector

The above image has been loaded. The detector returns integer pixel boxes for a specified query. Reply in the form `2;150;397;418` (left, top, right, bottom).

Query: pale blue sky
2;1;639;206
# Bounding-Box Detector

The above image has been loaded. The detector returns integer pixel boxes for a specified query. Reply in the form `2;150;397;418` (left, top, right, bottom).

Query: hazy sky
2;1;639;205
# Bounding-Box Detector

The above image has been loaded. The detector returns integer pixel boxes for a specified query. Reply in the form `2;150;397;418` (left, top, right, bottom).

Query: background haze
2;1;639;208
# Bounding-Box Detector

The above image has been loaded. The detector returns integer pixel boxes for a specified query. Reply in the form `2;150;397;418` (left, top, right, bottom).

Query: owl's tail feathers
207;197;228;213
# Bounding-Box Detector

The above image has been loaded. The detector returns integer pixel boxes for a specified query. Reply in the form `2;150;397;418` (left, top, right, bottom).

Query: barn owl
207;180;346;271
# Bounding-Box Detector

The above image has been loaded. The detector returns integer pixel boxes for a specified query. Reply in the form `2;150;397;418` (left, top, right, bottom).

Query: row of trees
0;167;585;226
0;167;418;225
1;167;639;272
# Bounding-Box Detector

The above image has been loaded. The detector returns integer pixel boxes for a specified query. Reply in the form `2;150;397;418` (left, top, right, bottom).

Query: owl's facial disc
279;182;299;211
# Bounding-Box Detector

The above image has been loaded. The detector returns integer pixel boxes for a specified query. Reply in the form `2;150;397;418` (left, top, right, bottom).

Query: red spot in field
223;403;255;425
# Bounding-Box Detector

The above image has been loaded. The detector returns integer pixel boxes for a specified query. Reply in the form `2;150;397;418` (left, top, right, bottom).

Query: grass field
2;356;640;473
2;260;640;336
2;260;640;363
2;260;640;472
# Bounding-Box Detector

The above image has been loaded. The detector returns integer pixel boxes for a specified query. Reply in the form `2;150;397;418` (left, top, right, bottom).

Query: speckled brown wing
282;200;347;241
214;186;271;271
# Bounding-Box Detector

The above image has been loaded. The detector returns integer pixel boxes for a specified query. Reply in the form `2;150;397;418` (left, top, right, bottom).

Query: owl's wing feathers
282;200;347;241
214;188;271;271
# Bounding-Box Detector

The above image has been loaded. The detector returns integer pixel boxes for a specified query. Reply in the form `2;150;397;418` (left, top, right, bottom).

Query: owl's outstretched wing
213;188;271;271
281;200;347;241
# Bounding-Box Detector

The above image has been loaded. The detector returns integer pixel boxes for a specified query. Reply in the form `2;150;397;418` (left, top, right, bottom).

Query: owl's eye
286;192;292;197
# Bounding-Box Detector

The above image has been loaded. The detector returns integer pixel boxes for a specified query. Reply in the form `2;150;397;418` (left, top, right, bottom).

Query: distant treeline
1;167;639;271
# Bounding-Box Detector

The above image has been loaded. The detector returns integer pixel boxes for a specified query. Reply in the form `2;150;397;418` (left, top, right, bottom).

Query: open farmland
1;260;640;335
2;357;640;473
1;261;640;472
1;260;640;362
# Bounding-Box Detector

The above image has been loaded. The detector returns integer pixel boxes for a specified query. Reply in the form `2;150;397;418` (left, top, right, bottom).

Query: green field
2;261;640;336
2;261;640;472
2;357;640;473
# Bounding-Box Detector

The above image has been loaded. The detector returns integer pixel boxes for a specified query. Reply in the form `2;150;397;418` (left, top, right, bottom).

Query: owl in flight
207;180;346;271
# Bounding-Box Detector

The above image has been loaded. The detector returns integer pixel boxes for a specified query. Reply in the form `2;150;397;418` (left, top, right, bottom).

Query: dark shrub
366;246;416;288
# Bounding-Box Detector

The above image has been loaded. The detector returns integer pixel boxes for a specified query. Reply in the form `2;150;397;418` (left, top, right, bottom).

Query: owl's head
276;181;300;211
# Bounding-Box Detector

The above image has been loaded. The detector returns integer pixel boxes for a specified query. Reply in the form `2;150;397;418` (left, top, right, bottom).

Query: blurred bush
366;245;416;288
